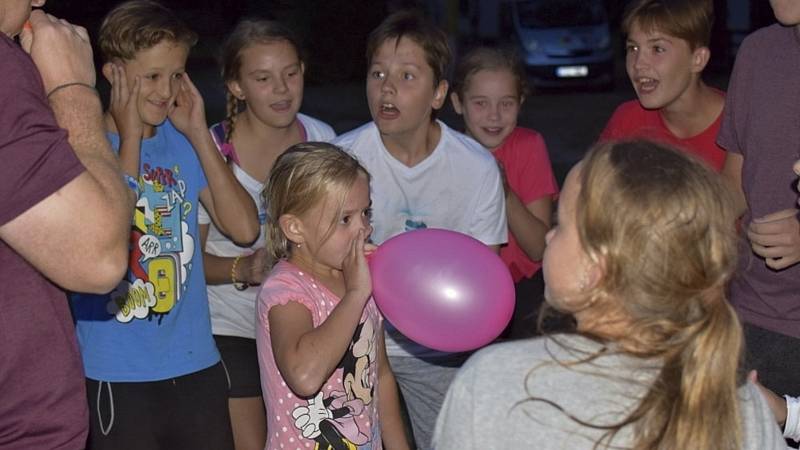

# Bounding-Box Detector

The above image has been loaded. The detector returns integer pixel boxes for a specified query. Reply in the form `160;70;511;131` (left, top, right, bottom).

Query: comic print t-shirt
72;120;219;382
256;261;383;449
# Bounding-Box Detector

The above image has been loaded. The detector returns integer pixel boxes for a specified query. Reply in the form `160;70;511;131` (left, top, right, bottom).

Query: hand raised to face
106;63;143;141
20;10;96;94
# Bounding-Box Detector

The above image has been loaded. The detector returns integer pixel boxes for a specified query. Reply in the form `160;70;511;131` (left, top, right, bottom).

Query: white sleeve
469;162;508;246
299;113;337;142
784;395;800;441
198;202;211;225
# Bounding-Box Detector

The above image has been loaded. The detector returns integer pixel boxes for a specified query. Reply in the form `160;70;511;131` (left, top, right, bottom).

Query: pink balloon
368;228;514;352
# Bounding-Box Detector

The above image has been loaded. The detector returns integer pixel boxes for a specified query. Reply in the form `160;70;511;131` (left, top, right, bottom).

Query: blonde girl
435;140;785;449
197;18;335;450
451;46;558;338
256;143;409;449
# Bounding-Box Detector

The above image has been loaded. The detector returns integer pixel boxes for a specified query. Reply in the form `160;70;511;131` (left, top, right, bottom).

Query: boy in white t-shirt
333;11;507;450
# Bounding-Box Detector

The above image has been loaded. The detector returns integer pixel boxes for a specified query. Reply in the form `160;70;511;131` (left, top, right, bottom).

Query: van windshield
516;0;606;28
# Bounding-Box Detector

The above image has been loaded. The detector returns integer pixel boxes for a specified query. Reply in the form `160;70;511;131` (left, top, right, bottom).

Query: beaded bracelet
231;255;248;291
46;82;98;100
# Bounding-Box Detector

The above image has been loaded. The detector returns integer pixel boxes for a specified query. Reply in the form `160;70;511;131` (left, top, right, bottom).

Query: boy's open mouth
381;103;399;113
635;77;659;93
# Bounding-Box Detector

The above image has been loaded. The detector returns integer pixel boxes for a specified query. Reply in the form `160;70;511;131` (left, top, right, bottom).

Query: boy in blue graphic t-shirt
70;2;258;449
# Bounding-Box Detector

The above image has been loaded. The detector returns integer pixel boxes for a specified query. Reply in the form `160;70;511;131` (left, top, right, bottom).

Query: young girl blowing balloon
256;143;409;449
434;140;785;450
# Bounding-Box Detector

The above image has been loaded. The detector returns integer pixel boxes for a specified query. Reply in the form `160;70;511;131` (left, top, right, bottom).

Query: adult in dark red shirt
0;1;132;448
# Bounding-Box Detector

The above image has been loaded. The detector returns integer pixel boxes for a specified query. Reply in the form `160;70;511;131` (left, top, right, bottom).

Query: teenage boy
70;2;258;449
717;0;800;410
333;11;507;450
600;0;725;170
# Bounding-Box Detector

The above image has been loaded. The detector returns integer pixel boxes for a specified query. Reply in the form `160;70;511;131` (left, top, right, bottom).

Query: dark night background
42;0;780;84
37;0;784;183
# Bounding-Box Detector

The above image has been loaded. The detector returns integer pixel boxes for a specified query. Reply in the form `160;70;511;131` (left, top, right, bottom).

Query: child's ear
586;255;606;290
431;80;449;111
227;80;245;101
102;58;127;84
691;46;711;74
278;214;304;247
101;62;114;84
450;92;463;115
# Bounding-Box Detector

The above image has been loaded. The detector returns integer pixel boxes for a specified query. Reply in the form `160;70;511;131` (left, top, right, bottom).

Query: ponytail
629;287;742;450
570;141;741;449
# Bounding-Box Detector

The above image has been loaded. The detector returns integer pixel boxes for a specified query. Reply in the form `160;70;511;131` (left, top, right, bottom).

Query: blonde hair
262;142;369;265
98;0;198;62
559;140;742;449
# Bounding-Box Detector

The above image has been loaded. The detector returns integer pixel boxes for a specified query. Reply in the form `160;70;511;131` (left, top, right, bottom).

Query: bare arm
749;370;787;426
269;232;373;397
376;328;411;449
169;73;258;246
104;63;143;179
269;297;367;397
0;11;131;293
506;193;552;261
199;223;269;286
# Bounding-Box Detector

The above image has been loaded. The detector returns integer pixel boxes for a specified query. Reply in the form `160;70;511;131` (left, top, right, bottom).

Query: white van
512;0;614;88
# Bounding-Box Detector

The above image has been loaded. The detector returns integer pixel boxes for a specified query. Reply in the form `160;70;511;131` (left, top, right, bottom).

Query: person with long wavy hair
434;140;785;450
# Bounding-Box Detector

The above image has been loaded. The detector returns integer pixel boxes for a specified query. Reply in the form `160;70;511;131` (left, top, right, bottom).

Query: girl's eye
403;72;415;81
473;100;487;108
363;208;372;220
501;100;515;108
654;45;665;53
146;73;159;81
287;70;298;77
341;215;351;225
625;44;638;53
370;70;385;80
172;73;184;80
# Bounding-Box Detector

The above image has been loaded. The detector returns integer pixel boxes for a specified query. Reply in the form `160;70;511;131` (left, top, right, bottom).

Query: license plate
556;65;589;78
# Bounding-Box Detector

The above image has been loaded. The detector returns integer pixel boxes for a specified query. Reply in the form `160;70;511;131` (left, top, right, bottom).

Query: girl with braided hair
198;18;335;450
